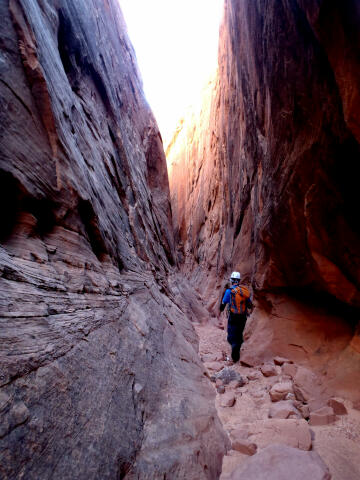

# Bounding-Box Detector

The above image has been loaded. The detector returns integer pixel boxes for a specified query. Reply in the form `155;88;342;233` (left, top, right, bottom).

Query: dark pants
227;312;247;362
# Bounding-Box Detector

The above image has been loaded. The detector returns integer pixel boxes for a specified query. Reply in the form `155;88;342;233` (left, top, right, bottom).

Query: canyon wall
0;1;227;478
167;0;360;393
168;0;360;306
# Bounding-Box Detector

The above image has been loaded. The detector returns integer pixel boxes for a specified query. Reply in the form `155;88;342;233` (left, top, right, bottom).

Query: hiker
220;271;253;363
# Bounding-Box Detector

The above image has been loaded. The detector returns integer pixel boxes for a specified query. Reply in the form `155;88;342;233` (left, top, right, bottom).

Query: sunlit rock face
0;1;228;478
167;0;360;394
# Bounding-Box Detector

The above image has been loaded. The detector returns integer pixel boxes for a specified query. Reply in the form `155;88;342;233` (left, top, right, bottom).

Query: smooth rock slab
309;406;336;426
248;419;312;450
229;444;331;480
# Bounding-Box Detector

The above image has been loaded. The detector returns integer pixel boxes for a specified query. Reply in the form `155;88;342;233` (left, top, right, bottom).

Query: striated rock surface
167;0;360;400
0;1;228;478
167;0;360;308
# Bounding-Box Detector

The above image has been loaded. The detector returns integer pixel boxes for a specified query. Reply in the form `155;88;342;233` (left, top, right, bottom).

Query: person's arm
220;288;231;312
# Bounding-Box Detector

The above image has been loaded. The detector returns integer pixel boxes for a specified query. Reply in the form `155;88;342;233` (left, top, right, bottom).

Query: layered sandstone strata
0;1;227;478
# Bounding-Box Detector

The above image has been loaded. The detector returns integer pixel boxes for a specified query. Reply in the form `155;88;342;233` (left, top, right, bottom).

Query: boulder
231;438;257;455
229;444;331;480
215;368;245;386
220;393;236;407
261;363;278;377
309;406;336;426
268;400;302;419
269;382;294;402
327;398;347;415
293;367;321;403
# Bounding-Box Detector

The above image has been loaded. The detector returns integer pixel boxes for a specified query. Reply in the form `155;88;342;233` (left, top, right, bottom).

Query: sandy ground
195;322;360;480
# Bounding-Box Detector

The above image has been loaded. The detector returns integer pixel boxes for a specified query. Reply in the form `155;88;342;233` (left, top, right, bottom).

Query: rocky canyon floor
195;321;360;480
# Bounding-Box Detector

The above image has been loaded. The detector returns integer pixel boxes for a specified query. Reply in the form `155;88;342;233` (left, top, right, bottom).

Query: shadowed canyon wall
167;0;360;395
0;1;228;478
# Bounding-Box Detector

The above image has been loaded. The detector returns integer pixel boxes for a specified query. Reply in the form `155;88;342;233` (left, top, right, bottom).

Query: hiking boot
231;346;240;363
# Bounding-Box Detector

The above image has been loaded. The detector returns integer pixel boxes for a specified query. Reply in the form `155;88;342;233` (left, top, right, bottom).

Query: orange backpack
230;285;251;314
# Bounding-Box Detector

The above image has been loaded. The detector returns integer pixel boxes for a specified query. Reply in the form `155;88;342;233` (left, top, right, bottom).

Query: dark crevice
0;170;22;243
78;199;108;262
0;170;56;242
108;124;117;143
27;197;56;237
57;9;110;110
262;286;360;330
234;211;244;238
117;461;133;480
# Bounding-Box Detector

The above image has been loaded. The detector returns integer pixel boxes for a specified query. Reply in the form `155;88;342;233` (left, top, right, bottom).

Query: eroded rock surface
0;1;227;478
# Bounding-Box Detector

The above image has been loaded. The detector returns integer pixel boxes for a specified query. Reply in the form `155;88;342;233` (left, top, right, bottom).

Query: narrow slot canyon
0;1;359;479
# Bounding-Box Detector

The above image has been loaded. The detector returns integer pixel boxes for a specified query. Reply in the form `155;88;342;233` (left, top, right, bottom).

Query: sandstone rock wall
0;1;227;478
167;0;360;310
167;0;360;400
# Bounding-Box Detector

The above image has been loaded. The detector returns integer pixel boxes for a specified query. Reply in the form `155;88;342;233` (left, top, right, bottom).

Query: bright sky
119;0;224;143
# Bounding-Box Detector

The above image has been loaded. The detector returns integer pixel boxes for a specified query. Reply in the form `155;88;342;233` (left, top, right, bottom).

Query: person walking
220;271;253;363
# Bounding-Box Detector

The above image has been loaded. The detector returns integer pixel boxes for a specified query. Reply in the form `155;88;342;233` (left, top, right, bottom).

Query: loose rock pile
196;323;360;480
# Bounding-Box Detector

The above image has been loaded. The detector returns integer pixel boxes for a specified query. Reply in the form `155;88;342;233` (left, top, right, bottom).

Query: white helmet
230;271;241;281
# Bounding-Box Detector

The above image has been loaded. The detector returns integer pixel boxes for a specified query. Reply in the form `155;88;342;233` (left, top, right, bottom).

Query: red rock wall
168;0;360;309
167;0;360;398
0;1;228;478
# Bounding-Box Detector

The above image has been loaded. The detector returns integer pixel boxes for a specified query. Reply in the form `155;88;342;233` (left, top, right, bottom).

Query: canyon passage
0;1;360;479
